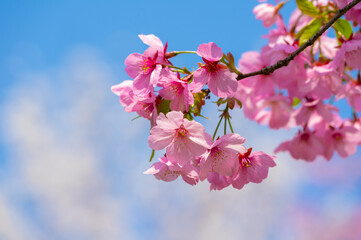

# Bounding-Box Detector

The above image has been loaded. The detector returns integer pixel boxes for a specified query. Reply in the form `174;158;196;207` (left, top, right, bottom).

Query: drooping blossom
148;111;210;165
322;125;361;160
300;63;343;99
275;130;324;161
338;81;361;111
158;68;194;112
253;3;281;28
293;99;339;126
260;44;308;93
237;51;276;98
255;95;293;129
144;156;199;185
190;42;238;98
335;0;361;25
332;33;361;72
199;133;247;181
207;172;232;191
111;80;157;124
232;148;276;190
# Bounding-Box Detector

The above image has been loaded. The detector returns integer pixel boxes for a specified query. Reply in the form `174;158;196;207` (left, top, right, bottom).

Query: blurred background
1;0;361;239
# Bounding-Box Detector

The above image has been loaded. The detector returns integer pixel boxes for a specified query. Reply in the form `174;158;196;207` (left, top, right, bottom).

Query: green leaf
184;112;194;121
293;97;301;107
296;18;322;46
157;100;171;115
334;19;353;39
296;0;319;17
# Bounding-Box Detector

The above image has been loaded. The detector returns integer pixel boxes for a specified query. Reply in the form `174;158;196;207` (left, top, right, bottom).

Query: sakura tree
112;0;361;190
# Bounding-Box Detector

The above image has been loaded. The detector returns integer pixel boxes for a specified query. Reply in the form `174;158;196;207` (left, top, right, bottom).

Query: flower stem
227;117;234;133
224;114;227;135
174;51;197;55
212;115;224;141
149;149;155;162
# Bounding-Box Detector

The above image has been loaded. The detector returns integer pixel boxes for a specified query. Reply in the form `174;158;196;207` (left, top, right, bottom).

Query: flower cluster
242;0;361;161
112;34;276;190
112;0;361;190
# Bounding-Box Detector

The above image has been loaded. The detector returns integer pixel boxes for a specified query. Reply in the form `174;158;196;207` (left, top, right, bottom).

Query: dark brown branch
236;0;361;80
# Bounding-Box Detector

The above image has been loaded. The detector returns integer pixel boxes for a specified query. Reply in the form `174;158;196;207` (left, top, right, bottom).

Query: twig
236;0;361;80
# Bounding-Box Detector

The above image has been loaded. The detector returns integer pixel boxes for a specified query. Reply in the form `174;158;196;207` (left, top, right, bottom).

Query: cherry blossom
148;111;210;166
232;148;276;190
190;42;238;98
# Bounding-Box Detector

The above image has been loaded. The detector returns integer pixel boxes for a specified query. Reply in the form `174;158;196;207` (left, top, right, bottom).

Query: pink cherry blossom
124;34;171;96
125;50;162;96
288;9;313;33
323;125;361;160
111;80;157;122
144;156;199;185
255;95;293;129
300;63;343;99
275;130;324;162
158;68;194;112
199;133;247;181
207;172;232;191
332;33;361;73
293;99;339;126
232;148;276;190
335;0;361;25
260;44;308;93
190;42;238;98
148;111;210;165
238;51;276;98
338;81;361;111
253;3;280;28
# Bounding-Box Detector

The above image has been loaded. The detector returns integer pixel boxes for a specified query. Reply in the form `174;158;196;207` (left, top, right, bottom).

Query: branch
236;0;361;80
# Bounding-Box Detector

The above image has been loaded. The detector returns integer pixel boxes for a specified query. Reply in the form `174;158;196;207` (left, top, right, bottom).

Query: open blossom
144;156;199;185
158;68;194;112
138;34;168;63
125;49;162;96
323;125;361;160
232;148;276;190
124;34;170;96
275;130;324;162
111;80;157;123
148;111;210;165
199;133;247;181
190;42;238;98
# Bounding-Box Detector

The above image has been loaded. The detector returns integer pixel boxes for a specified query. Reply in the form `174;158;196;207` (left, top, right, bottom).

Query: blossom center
332;132;342;141
238;148;253;168
175;124;188;139
300;132;310;142
140;57;155;75
210;147;226;169
170;82;183;96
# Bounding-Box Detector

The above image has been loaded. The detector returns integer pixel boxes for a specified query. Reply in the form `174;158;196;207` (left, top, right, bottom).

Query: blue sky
1;1;361;240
